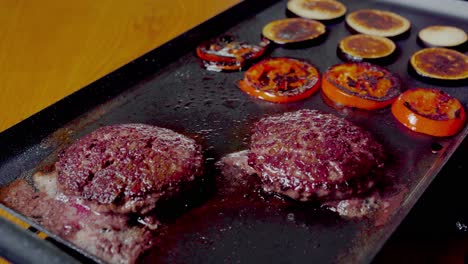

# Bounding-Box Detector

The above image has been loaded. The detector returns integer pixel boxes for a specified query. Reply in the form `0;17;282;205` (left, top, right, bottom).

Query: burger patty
248;109;385;201
0;174;154;264
56;124;203;214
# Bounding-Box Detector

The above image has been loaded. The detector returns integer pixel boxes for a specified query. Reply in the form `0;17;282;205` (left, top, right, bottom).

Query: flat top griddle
0;0;467;263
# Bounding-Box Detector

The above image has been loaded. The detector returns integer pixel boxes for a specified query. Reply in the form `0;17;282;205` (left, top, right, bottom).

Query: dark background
375;138;468;264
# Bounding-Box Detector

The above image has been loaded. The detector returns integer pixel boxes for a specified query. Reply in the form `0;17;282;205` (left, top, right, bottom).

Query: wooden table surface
0;0;240;132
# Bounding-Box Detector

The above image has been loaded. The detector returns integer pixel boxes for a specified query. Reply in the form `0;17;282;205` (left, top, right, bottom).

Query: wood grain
0;0;240;132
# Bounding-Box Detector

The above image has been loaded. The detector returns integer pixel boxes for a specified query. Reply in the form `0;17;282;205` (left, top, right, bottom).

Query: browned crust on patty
56;124;203;214
248;109;385;201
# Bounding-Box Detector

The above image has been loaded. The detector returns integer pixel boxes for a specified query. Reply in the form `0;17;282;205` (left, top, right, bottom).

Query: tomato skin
321;62;401;110
201;60;242;72
238;57;321;103
196;36;269;71
196;46;236;64
391;88;467;137
322;75;394;110
196;43;267;64
238;78;320;103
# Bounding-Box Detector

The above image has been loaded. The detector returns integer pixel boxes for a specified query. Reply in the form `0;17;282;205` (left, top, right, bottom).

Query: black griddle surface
0;0;467;263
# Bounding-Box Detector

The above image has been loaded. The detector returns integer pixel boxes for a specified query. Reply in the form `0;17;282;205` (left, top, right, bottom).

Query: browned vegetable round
262;18;326;44
287;0;347;20
196;35;270;72
238;57;321;103
338;34;396;62
322;62;401;110
346;9;411;37
410;48;468;81
391;88;467;137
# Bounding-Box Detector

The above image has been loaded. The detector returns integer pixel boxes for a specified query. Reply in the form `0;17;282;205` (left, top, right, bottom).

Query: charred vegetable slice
287;0;347;20
418;25;467;48
238;57;320;103
322;62;401;110
338;34;396;62
201;61;245;72
262;18;326;44
391;88;466;137
410;48;468;81
345;9;411;37
196;35;270;71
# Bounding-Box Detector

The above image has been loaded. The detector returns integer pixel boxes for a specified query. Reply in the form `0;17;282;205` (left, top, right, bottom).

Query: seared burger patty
248;109;385;201
0;175;154;264
56;124;203;214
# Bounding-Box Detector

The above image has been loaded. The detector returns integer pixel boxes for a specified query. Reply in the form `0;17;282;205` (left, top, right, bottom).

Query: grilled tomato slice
196;35;269;71
322;62;401;110
287;0;347;21
345;9;410;37
391;88;466;137
338;34;396;62
262;18;326;44
410;48;468;81
238;57;320;103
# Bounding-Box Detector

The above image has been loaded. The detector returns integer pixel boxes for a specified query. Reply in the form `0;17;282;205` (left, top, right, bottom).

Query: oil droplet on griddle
287;213;295;221
204;99;213;106
455;220;468;232
431;142;443;154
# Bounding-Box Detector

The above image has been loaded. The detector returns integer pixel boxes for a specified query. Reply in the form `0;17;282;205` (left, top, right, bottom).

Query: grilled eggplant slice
410;48;468;81
345;9;410;37
338;34;396;63
418;25;467;48
262;18;326;45
287;0;347;21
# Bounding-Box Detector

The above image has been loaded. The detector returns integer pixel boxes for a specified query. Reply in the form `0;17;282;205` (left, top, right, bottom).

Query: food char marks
238;57;321;103
322;62;402;110
196;35;270;71
346;9;410;37
56;124;204;214
303;1;341;12
410;48;468;80
287;0;347;21
338;34;396;61
222;110;386;202
262;18;326;44
353;10;403;30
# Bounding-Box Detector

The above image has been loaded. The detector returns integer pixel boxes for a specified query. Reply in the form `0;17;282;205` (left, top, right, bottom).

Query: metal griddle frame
0;0;467;263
